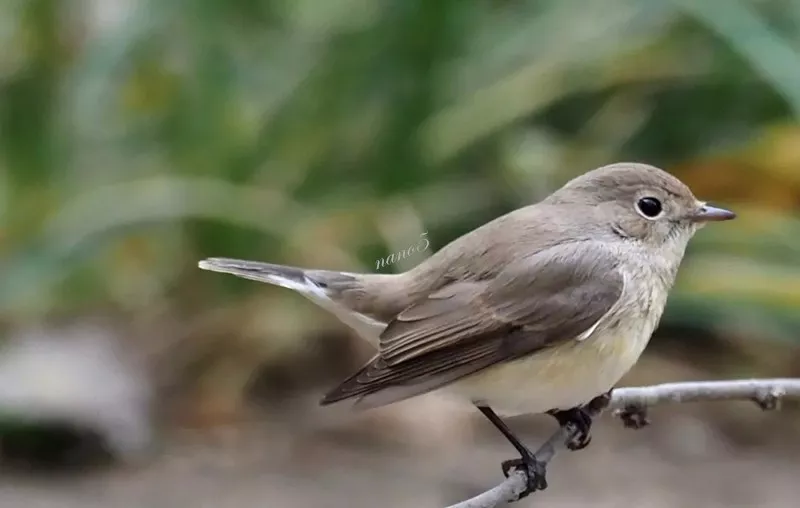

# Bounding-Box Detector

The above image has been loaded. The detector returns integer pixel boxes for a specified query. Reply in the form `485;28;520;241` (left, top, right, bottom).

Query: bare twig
446;378;800;508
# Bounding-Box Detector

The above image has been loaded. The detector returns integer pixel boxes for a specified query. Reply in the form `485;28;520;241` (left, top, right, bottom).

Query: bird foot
501;454;548;500
548;407;593;451
585;391;613;412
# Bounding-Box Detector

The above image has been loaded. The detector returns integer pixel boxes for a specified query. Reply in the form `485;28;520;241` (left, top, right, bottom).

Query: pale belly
446;325;652;416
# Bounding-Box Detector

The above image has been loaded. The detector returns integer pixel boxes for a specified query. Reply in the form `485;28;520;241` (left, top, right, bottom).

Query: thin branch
446;378;800;508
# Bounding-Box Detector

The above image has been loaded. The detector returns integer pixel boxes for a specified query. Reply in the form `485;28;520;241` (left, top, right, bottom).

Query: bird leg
476;405;548;499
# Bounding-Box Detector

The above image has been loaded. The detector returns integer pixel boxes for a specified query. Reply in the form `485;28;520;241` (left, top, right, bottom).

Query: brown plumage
321;243;624;406
199;162;734;414
199;162;735;496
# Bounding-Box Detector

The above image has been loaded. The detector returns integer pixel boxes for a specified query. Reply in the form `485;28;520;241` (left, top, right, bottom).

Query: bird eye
636;197;663;218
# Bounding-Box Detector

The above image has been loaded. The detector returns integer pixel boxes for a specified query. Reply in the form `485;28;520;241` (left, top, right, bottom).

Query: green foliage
0;0;799;343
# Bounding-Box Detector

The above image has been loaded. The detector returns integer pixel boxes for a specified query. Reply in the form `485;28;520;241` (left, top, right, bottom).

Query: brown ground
0;343;798;508
1;393;798;508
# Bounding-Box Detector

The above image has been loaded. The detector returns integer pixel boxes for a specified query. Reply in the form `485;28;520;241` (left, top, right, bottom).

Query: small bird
198;162;735;496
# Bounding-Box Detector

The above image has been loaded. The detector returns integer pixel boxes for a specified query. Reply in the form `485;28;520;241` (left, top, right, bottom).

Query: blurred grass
0;0;799;415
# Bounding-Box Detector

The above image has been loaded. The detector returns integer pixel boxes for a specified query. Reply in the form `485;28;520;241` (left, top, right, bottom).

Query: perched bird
198;162;735;496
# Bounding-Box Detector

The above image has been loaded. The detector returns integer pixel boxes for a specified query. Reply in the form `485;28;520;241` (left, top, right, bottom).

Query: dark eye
636;197;662;218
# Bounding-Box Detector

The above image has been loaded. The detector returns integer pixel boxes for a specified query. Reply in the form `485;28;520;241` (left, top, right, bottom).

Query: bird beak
690;203;736;223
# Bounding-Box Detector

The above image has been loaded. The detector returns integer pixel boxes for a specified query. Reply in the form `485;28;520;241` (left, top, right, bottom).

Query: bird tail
199;257;331;294
197;257;386;343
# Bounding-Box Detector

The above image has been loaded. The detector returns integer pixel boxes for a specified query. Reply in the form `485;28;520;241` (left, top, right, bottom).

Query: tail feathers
198;257;386;344
198;257;327;295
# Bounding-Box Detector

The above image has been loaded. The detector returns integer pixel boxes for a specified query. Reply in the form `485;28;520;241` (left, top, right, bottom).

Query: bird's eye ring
636;197;663;218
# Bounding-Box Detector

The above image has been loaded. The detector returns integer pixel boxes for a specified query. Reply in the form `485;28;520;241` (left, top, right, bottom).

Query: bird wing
321;241;625;408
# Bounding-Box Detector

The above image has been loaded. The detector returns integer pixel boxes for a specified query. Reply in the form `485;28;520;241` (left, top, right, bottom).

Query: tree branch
445;378;800;508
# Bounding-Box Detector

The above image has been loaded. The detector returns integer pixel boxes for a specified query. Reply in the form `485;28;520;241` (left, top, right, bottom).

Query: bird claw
550;407;593;451
586;391;613;412
501;456;548;500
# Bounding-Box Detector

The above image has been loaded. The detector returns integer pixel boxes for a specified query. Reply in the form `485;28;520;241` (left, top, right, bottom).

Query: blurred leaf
0;0;798;388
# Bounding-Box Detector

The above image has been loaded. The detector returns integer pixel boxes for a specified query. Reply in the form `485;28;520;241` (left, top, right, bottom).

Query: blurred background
1;0;800;506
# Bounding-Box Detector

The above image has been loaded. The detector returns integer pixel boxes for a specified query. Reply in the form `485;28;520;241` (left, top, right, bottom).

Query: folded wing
321;242;625;408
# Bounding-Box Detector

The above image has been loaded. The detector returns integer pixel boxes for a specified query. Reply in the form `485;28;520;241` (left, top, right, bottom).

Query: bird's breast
448;305;660;417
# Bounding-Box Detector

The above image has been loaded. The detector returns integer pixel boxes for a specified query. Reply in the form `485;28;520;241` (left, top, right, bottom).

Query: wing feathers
320;331;511;405
322;242;625;409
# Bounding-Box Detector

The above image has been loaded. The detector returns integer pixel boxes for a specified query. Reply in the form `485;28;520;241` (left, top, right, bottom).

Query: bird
198;162;735;497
